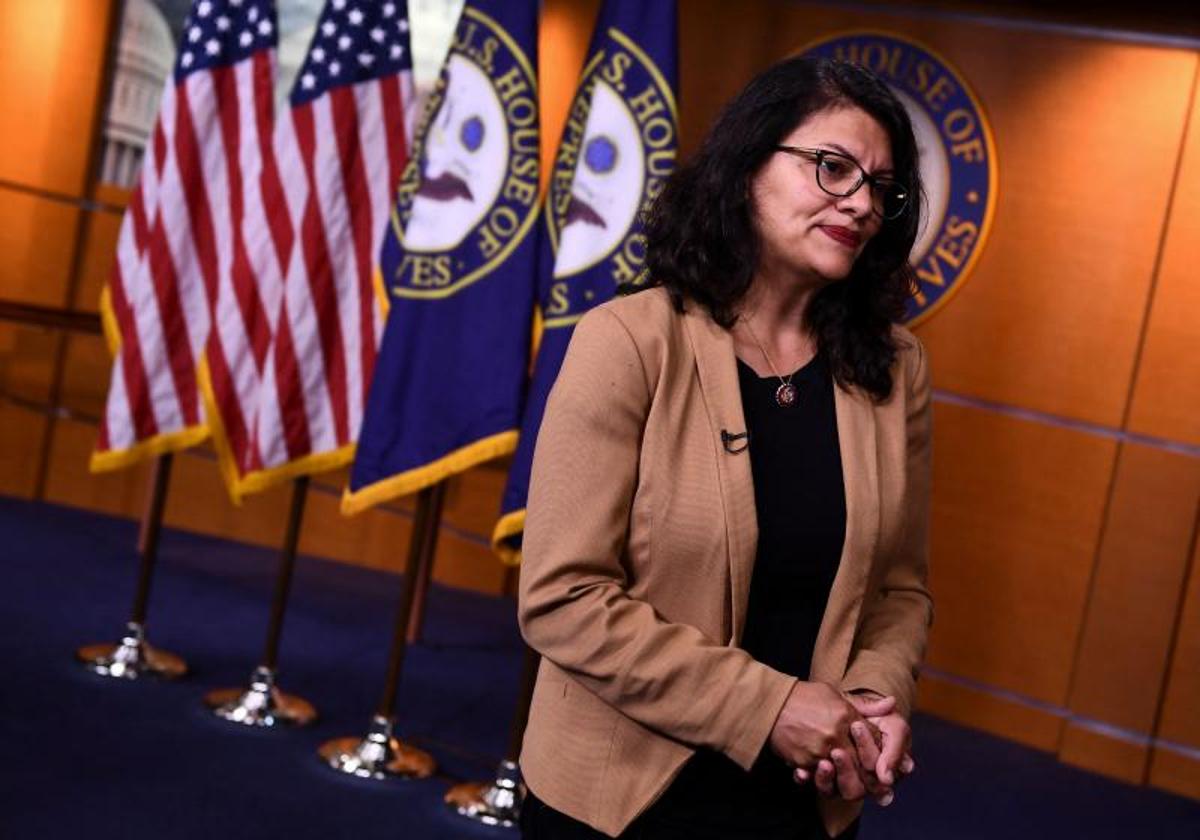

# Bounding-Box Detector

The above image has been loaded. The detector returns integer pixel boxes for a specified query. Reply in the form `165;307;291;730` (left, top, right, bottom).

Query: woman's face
749;105;893;284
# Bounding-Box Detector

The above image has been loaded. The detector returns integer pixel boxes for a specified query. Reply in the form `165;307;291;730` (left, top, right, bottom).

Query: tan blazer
518;287;933;838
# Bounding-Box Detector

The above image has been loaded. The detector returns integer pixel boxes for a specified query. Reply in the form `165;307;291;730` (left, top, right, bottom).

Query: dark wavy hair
641;56;923;401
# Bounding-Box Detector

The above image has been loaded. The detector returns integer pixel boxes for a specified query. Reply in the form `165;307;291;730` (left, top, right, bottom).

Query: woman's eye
819;157;849;177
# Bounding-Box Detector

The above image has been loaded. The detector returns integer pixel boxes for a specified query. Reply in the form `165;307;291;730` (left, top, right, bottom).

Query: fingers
851;721;882;767
830;748;866;801
814;759;836;797
875;719;912;786
808;750;899;805
851;721;893;803
847;693;896;718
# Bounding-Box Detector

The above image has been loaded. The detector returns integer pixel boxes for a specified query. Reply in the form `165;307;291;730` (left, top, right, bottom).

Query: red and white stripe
248;70;412;484
97;79;210;463
200;52;291;487
95;42;284;481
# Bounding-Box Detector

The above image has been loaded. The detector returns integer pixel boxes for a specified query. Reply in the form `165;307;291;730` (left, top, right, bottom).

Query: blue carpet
0;495;1197;839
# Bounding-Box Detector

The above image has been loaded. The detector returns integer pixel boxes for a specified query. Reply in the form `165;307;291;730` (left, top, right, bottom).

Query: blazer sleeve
518;307;797;771
840;337;935;719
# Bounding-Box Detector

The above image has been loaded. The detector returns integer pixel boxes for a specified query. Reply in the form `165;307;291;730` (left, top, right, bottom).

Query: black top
642;351;847;839
738;352;847;679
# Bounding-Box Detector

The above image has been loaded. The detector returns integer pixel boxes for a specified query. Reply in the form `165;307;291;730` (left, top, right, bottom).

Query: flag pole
405;496;437;644
317;482;444;780
77;453;188;679
203;476;317;727
444;644;539;827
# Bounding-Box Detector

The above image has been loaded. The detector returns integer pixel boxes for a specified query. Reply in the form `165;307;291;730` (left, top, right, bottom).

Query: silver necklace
742;319;801;408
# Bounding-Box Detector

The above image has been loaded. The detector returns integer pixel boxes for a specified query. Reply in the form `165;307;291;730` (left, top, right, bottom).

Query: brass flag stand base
318;483;445;782
77;620;187;680
444;642;541;829
444;759;525;828
77;454;188;680
205;477;317;728
203;665;317;727
319;714;436;780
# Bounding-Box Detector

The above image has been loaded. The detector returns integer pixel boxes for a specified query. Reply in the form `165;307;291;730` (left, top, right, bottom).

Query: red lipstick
820;226;861;248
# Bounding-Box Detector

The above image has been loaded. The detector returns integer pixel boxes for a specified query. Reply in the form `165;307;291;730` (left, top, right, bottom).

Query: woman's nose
835;185;873;219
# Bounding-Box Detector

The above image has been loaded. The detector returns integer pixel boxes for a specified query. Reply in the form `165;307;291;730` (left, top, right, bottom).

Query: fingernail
880;792;894;807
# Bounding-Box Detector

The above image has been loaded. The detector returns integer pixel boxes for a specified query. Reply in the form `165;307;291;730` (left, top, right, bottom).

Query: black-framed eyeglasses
775;145;911;220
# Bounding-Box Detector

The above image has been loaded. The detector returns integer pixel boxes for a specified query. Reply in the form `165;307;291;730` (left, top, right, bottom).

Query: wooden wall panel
0;403;46;499
1128;66;1200;448
42;418;151;519
913;43;1194;426
0;323;56;403
0;0;115;196
60;333;111;422
1150;527;1200;799
441;462;509;539
42;417;509;596
56;211;121;421
917;672;1063;752
296;468;509;593
1065;445;1200;729
427;527;509;594
1149;749;1200;802
0;323;56;498
0;190;81;306
1059;444;1200;781
923;401;1116;705
1058;726;1149;786
74;210;123;307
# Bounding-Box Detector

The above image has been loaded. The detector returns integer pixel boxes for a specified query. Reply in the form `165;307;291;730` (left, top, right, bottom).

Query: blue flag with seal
343;0;540;514
491;0;678;562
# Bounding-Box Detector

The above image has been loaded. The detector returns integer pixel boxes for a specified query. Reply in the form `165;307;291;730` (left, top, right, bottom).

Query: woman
517;56;933;839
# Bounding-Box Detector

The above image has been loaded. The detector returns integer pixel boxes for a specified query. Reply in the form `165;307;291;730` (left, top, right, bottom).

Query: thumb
848;693;896;717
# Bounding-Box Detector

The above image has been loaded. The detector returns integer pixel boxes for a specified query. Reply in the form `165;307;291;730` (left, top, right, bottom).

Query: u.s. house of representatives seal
801;32;997;326
542;27;677;328
390;6;539;299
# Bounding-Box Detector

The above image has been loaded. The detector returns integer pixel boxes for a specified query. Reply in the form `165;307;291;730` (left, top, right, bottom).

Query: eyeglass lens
814;152;908;219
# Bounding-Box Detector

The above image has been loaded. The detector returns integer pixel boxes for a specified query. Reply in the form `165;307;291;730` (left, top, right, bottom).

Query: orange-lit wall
0;0;1196;801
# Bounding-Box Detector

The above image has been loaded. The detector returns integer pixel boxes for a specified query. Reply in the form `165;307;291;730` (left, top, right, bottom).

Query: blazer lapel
680;304;882;670
809;381;881;685
681;308;758;644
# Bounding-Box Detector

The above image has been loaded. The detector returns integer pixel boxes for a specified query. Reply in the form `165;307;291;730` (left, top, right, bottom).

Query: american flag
241;0;414;492
93;0;281;474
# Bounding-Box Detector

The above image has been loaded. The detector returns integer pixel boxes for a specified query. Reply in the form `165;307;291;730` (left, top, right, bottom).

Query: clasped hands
768;682;915;807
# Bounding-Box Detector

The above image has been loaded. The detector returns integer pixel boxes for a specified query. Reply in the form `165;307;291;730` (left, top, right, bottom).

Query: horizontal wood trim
1149;745;1200;801
916;670;1064;752
1059;721;1150;785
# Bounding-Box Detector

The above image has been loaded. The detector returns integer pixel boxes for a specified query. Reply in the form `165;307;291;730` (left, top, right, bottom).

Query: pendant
775;382;798;408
